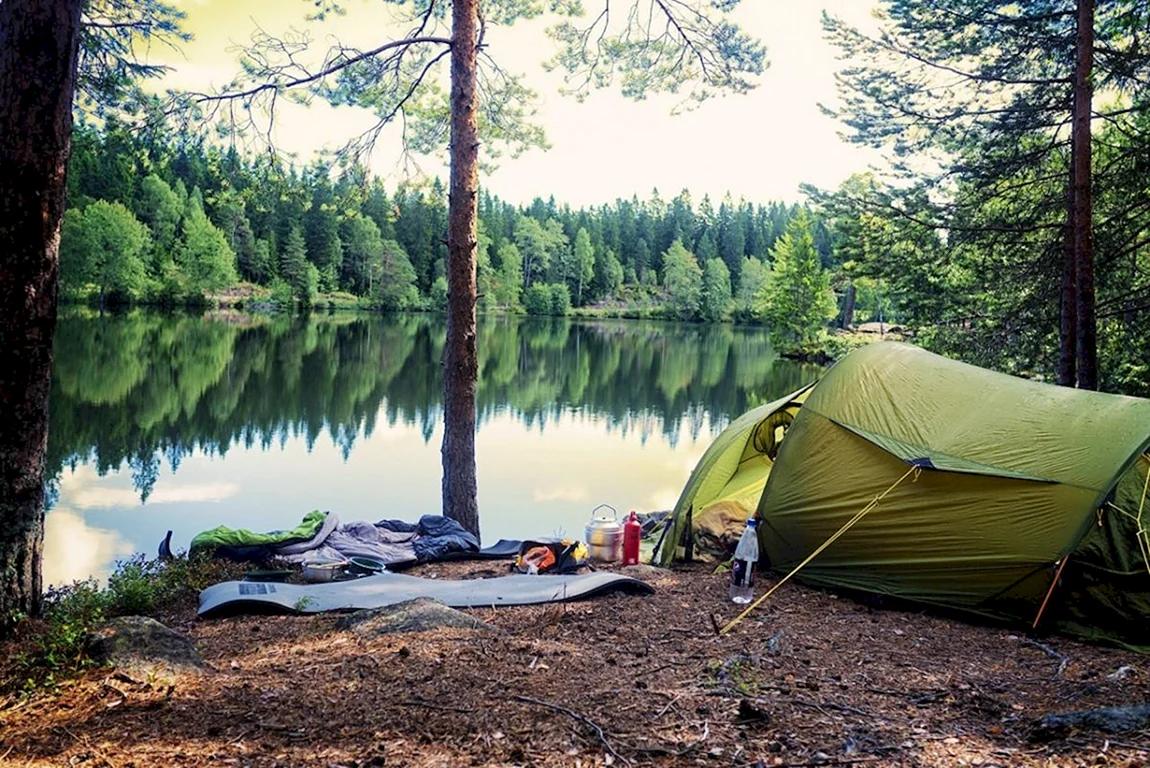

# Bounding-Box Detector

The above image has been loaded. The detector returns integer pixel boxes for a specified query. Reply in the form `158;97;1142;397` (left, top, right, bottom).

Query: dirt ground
1;560;1147;767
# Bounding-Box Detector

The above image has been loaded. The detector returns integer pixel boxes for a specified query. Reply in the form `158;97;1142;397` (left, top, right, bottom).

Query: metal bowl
347;556;386;576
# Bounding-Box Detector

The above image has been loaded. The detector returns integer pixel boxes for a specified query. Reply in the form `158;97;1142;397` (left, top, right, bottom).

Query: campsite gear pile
513;539;589;574
585;504;624;562
729;519;758;604
187;512;485;568
657;342;1150;651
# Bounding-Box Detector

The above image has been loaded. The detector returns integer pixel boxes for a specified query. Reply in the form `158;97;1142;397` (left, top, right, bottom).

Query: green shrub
4;554;244;695
430;276;449;310
269;279;294;310
9;580;108;693
523;283;551;315
549;284;571;316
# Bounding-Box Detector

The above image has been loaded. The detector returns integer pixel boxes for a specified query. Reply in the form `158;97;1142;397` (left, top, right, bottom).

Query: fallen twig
655;692;686;718
1022;639;1069;678
513;694;630;765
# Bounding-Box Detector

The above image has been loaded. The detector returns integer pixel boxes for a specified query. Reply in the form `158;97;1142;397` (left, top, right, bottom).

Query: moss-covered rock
336;597;493;636
86;616;205;678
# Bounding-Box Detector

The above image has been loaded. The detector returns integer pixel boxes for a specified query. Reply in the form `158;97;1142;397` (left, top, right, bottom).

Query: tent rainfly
659;342;1150;651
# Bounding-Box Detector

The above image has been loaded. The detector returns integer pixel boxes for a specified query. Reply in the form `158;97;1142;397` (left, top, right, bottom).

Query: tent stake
1032;555;1071;631
718;465;918;636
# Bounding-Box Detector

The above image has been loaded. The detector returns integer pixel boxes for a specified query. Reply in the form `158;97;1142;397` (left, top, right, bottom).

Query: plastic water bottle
729;519;759;604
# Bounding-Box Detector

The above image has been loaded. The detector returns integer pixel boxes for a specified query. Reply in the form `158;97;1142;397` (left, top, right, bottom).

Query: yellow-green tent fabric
755;343;1150;649
655;384;813;566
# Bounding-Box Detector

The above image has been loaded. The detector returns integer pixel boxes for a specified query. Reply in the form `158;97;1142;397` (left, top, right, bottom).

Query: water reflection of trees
48;311;821;500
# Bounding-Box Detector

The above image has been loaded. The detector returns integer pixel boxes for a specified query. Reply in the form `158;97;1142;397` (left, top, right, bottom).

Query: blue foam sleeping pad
198;571;655;619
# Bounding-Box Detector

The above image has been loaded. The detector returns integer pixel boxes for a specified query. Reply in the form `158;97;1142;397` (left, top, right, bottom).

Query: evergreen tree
824;0;1150;387
377;240;420;310
135;174;181;266
251;239;275;284
177;192;238;295
279;226;312;305
304;172;343;292
211;191;258;283
717;195;746;283
757;211;837;353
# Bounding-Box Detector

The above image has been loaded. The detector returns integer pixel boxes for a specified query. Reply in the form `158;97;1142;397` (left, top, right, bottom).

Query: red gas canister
622;510;641;566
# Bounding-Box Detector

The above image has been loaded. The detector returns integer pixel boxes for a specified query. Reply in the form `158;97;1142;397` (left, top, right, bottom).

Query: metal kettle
584;504;624;562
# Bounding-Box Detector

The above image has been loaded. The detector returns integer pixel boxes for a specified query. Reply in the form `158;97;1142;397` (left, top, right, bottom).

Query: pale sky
156;0;882;207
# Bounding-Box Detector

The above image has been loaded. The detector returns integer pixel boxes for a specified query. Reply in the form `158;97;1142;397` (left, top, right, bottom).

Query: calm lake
44;310;821;586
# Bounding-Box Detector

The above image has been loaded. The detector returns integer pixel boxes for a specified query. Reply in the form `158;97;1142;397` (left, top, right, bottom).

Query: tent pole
1031;555;1071;631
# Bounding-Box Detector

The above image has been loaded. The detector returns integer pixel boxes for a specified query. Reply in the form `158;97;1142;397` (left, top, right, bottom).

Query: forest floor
0;560;1147;768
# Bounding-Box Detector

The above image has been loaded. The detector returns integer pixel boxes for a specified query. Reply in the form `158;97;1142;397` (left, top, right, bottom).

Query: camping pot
301;559;347;583
585;504;624;563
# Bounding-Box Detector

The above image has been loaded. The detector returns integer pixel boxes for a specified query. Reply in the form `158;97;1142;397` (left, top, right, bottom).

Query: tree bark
841;281;856;329
0;0;83;634
1059;169;1077;387
1072;0;1097;390
441;0;481;539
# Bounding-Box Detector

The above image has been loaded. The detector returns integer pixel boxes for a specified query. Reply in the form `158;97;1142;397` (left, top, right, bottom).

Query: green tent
665;342;1150;649
655;384;813;566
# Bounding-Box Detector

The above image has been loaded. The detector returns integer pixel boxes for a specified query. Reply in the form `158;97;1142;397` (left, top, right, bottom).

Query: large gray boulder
337;597;493;636
86;616;206;678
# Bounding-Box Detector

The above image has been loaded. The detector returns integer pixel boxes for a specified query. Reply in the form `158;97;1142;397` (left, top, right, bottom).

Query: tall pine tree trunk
1059;176;1077;387
0;0;83;634
841;281;856;329
1072;0;1097;390
441;0;481;538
